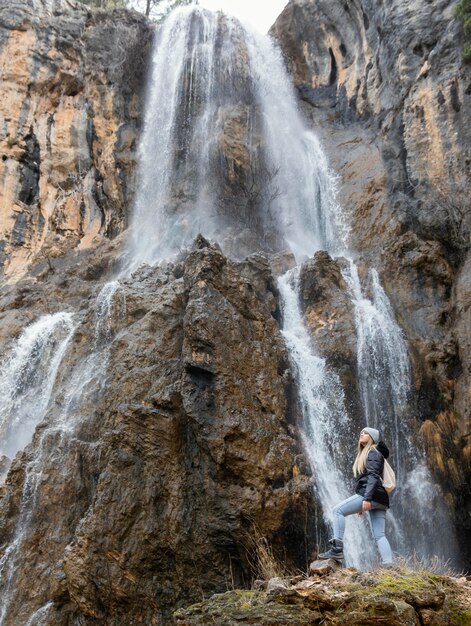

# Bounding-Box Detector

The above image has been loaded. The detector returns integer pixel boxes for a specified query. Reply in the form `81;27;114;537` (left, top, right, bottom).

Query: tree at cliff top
456;0;471;62
79;0;197;18
135;0;196;19
79;0;128;7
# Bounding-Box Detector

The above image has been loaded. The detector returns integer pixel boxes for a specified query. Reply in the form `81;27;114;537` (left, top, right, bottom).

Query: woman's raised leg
332;494;364;540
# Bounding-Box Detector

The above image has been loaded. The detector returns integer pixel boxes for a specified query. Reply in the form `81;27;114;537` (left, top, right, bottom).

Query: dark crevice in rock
18;127;40;206
328;47;337;86
450;82;462;112
417;378;445;421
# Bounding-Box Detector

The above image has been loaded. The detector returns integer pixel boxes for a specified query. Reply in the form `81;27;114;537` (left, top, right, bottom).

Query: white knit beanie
362;427;380;444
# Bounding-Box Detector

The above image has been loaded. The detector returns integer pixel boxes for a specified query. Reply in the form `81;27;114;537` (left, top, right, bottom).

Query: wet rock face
0;240;313;625
298;252;360;415
273;0;471;561
0;0;153;281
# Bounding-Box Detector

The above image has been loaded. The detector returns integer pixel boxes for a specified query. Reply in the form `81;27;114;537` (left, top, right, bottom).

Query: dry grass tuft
391;553;466;578
244;525;292;583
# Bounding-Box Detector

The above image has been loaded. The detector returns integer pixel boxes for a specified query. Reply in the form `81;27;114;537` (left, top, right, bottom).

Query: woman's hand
362;500;372;512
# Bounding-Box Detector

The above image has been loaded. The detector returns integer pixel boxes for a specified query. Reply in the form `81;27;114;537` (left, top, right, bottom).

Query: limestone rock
266;577;289;594
309;558;341;576
0;0;153;281
0;242;314;625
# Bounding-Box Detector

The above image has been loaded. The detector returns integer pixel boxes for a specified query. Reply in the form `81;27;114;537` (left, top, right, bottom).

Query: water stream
0;283;123;625
278;268;376;569
124;6;347;270
0;313;75;462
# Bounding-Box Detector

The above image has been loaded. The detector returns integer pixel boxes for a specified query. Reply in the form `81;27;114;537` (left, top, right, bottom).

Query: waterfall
0;283;122;626
95;279;126;344
124;6;347;270
0;312;75;463
341;260;459;563
278;269;376;569
341;261;411;474
0;313;75;625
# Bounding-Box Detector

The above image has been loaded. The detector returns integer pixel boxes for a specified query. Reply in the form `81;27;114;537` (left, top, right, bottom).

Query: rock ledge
174;567;471;625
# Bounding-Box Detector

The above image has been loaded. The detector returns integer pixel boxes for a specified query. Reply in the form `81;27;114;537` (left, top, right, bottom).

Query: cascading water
278;269;377;569
342;261;459;563
342;262;411;474
0;283;123;625
0;313;75;625
124;6;347;270
0;312;75;463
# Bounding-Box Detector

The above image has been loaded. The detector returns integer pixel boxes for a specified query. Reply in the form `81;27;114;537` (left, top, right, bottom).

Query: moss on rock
174;568;471;626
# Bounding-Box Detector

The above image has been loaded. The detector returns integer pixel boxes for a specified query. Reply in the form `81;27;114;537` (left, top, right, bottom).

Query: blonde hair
353;438;377;476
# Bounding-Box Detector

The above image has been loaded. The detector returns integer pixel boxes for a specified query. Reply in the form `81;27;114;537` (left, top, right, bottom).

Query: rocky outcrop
0;239;313;625
298;251;359;413
273;0;471;562
0;0;152;281
174;566;471;625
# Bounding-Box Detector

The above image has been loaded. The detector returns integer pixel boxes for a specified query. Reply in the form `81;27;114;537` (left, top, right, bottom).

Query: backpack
381;459;396;493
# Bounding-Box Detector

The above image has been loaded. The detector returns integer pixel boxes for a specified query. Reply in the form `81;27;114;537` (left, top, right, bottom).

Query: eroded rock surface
0;239;313;625
0;0;152;281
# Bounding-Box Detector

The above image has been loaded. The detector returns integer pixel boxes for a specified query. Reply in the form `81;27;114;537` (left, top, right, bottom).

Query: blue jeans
332;494;393;564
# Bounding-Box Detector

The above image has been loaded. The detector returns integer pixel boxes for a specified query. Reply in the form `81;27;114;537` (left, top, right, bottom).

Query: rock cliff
273;0;471;563
0;237;313;624
175;564;471;625
0;0;152;282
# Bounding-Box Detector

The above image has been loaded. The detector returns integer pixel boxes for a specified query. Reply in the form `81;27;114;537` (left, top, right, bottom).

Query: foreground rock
174;567;471;625
0;239;314;625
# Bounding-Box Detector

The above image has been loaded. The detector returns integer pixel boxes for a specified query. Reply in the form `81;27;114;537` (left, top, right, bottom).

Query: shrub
455;0;471;63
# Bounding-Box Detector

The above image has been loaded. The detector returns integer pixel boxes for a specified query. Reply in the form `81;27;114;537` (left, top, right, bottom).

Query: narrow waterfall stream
278;269;376;569
341;261;459;563
342;261;411;475
0;313;75;463
0;314;75;625
0;283;123;626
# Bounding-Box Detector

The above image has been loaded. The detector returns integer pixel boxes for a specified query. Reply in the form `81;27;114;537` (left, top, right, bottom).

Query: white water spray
342;261;411;474
340;260;459;562
0;312;75;461
0;284;123;625
278;269;376;568
125;6;347;269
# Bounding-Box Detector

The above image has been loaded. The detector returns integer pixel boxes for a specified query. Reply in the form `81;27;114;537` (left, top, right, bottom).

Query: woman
318;427;393;565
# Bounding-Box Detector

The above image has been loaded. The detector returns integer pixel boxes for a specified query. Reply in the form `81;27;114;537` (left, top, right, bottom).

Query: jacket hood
376;441;390;459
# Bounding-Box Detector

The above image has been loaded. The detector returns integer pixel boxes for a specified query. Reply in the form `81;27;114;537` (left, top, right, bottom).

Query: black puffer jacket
354;441;390;507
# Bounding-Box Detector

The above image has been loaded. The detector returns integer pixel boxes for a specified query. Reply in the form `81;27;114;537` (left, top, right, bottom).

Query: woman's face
359;431;372;447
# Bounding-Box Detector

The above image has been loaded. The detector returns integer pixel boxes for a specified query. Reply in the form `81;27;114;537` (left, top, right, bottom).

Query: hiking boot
318;538;344;561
